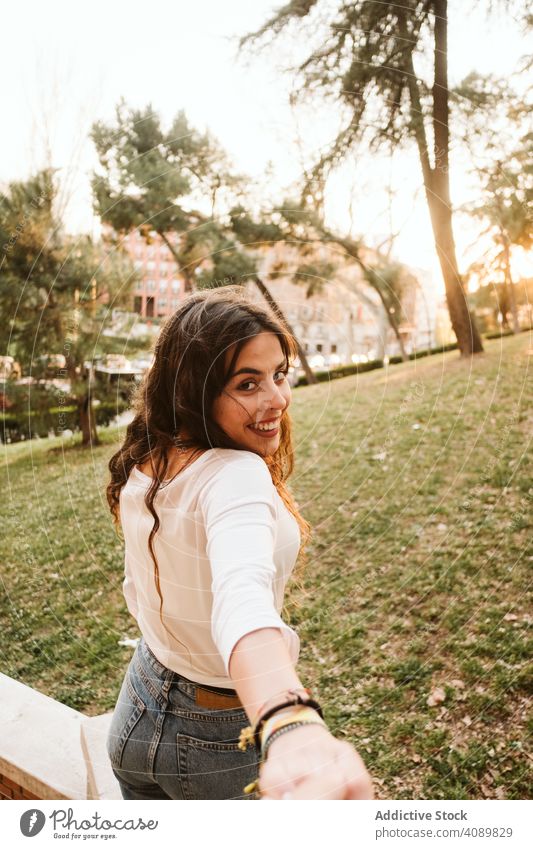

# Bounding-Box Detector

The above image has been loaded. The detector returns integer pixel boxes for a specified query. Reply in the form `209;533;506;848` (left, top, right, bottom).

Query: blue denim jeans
107;637;259;800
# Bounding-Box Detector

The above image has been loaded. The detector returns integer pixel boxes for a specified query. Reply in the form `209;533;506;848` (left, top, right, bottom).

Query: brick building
120;229;186;319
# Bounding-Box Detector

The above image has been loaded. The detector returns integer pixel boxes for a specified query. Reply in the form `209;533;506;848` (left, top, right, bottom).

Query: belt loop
161;669;174;698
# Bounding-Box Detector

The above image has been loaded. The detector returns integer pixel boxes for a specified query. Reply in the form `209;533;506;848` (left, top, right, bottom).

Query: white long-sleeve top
119;447;301;686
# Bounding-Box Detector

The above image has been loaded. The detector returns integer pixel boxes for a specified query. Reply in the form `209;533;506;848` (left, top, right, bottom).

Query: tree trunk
357;265;409;362
401;1;483;356
343;278;388;360
158;230;194;293
253;276;317;385
78;393;100;446
430;0;483;356
376;304;389;361
391;321;409;362
322;231;409;361
427;198;483;354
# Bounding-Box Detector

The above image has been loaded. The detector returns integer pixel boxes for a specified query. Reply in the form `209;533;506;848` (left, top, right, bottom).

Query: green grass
1;333;531;799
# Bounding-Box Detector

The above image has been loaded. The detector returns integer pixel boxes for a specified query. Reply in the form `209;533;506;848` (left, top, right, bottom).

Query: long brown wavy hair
107;285;311;638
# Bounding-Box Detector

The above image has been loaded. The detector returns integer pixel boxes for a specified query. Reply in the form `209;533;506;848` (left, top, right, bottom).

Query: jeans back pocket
177;733;258;800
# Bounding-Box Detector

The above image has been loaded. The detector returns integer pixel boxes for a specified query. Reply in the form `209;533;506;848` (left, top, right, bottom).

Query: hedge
295;342;459;387
1;400;129;443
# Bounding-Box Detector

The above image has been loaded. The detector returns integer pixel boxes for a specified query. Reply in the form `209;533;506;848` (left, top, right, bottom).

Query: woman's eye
238;371;287;392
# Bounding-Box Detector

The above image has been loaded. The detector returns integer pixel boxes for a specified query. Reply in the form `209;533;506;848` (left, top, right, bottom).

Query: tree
231;203;413;360
241;0;489;355
92;101;319;383
91;102;247;292
453;73;532;333
468;163;531;333
0;169;137;445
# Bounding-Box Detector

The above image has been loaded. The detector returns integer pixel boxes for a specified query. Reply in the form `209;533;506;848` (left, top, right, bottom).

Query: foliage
295;342;460;385
231;201;415;357
1;396;130;443
455;72;532;331
0;168;139;444
241;0;489;354
92;102;254;290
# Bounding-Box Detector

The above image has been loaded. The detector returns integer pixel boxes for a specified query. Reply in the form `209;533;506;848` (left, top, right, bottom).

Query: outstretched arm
229;627;373;800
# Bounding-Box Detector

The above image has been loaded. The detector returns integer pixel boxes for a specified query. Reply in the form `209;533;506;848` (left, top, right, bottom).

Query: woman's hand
258;723;373;800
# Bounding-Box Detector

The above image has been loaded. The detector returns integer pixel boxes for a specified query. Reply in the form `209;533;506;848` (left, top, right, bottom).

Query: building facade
120;229;186;319
243;243;437;365
110;229;439;358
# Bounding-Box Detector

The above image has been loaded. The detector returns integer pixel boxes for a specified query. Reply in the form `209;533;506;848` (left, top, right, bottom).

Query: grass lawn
1;333;531;799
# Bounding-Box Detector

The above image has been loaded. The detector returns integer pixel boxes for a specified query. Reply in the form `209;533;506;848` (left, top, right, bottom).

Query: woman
106;286;372;800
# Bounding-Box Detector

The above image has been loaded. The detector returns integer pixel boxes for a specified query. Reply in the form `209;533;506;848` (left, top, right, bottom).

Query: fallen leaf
427;686;446;707
462;715;473;726
450;679;465;689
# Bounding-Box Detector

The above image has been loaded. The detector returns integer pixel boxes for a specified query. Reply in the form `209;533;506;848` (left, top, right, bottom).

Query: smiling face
211;331;291;456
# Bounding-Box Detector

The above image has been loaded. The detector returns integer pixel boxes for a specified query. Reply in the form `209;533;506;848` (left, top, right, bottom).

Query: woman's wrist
260;705;326;753
252;687;313;728
263;720;331;759
238;688;325;761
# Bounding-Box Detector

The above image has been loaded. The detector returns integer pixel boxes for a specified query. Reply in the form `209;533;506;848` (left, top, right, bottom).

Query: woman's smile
213;332;291;455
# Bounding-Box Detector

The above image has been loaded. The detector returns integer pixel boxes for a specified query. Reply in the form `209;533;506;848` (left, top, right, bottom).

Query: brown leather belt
195;685;243;710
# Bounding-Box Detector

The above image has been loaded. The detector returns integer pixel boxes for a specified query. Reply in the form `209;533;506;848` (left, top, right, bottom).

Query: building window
171;279;180;293
317;343;323;353
171;298;180;309
146;280;156;292
158;298;167;309
331;344;337;353
133;296;142;314
146;260;155;270
146;296;155;318
159;280;167;292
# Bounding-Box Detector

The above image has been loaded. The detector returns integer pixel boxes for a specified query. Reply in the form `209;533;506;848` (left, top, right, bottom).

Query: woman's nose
259;378;287;409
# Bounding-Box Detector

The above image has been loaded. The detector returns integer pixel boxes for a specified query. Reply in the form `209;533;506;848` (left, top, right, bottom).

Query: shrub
295;342;459;387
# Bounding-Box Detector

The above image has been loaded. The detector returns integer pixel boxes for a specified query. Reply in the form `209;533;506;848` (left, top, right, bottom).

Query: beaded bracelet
262;718;326;760
260;705;326;751
238;690;324;754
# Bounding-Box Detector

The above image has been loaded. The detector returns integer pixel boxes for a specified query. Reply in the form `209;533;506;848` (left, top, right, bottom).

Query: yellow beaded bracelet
260;705;326;750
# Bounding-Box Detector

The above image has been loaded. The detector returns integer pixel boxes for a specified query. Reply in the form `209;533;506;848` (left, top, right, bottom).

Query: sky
2;0;531;298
